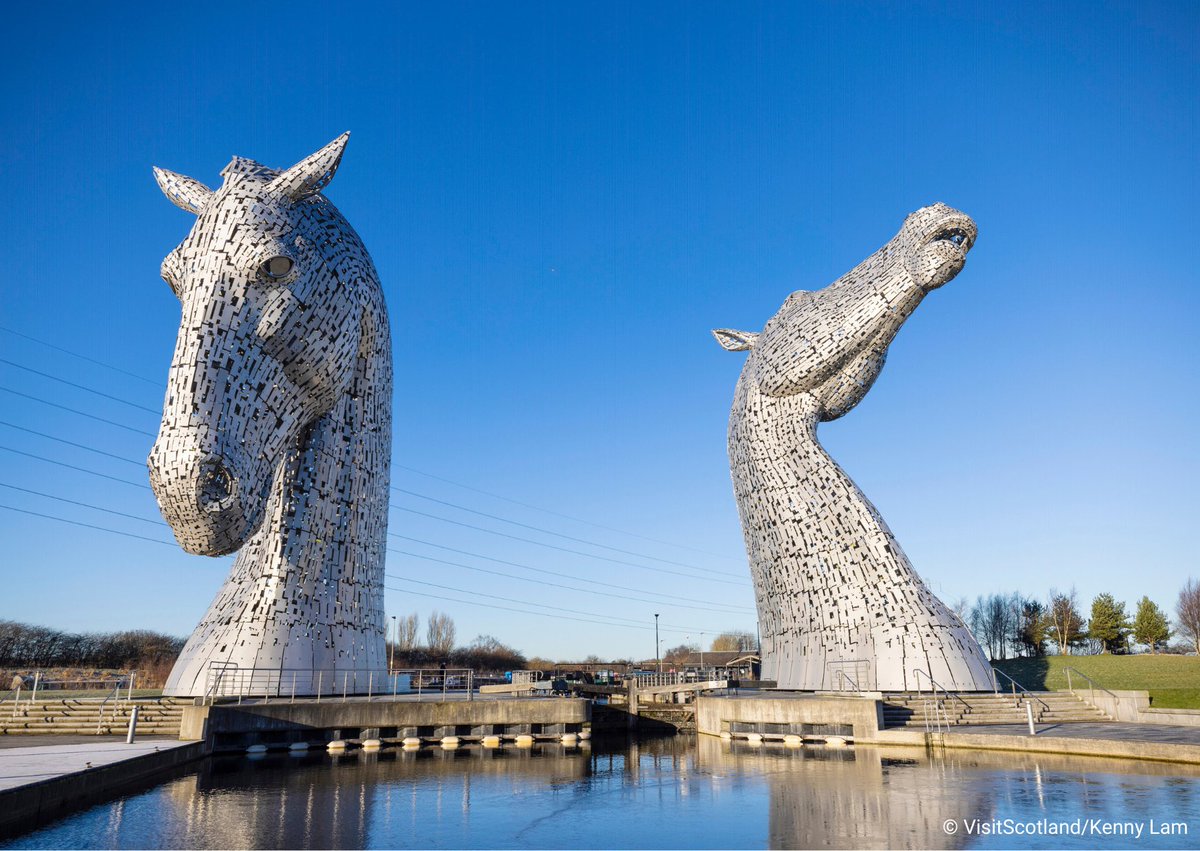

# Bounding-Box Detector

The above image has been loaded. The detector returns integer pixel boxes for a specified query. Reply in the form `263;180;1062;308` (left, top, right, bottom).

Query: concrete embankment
183;696;590;750
696;693;1200;765
0;738;205;837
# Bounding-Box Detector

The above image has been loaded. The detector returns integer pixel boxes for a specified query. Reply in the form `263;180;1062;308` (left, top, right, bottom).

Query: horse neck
248;283;392;581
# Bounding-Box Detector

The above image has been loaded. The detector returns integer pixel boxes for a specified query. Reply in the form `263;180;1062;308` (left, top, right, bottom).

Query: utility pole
655;613;661;673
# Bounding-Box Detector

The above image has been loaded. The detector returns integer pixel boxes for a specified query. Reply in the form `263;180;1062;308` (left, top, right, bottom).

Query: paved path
876;720;1200;765
968;721;1200;745
0;738;186;791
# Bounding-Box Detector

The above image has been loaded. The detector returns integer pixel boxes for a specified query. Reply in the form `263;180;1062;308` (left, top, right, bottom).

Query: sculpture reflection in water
19;739;1200;849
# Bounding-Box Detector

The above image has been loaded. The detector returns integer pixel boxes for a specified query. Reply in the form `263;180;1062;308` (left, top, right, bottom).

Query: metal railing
629;672;688;688
913;668;972;733
1062;666;1117;708
95;675;133;734
202;664;475;704
991;667;1050;710
832;669;863;692
3;670;136;702
922;698;949;733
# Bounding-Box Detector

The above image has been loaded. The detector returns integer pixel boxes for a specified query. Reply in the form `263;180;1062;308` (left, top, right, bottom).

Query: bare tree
711;631;756;652
426;611;456;655
968;593;1021;660
664;643;699;663
1177;578;1200;654
395;613;420;650
1047;588;1086;655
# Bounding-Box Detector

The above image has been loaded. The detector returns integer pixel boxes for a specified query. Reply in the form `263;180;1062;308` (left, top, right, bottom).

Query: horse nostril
198;459;237;513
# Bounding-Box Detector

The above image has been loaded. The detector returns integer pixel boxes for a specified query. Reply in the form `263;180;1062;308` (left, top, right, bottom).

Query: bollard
1026;701;1036;736
126;705;140;744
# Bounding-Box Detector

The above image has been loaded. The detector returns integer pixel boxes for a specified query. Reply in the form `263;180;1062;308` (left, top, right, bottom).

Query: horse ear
712;329;759;352
153;167;213;214
268;132;350;201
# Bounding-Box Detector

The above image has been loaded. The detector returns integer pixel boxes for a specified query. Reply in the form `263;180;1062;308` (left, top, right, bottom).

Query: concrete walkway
964;721;1200;746
0;737;188;792
875;720;1200;765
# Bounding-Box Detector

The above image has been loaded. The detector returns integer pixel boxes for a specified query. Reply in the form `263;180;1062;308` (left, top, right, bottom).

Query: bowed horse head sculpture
714;202;993;692
149;133;392;696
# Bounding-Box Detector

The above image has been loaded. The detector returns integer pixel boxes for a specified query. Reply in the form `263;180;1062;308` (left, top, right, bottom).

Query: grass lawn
992;655;1200;709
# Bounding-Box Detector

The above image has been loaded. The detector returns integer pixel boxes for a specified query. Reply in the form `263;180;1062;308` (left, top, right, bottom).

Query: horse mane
219;156;280;181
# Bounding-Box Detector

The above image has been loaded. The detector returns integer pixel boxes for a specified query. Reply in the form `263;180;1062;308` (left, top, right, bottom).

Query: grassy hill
992;654;1200;709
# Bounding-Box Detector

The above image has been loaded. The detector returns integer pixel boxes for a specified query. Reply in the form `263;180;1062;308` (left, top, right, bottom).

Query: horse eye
260;256;294;279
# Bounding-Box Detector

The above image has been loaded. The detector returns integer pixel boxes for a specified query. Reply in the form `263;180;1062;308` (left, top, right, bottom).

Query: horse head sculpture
149;134;393;695
714;203;993;692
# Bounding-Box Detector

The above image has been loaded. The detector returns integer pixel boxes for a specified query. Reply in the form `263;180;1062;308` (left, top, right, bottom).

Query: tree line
0;620;185;672
957;578;1200;659
386;611;527;672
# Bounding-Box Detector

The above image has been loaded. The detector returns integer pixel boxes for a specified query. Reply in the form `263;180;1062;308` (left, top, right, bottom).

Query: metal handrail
95;676;129;735
832;669;862;692
912;669;972;714
202;665;475;702
991;667;1050;710
1062;666;1118;707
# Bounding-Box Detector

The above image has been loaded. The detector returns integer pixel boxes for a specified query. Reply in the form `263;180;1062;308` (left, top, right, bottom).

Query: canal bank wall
183;697;590;750
696;693;1200;765
0;740;205;837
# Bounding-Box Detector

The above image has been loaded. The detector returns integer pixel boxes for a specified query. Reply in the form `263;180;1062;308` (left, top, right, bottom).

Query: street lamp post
389;615;396;673
655;613;661;673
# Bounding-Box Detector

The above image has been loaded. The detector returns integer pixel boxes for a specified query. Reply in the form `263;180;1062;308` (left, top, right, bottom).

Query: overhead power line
389;532;753;611
388;575;719;633
0;387;155;437
0;501;746;637
384;579;718;638
384;548;750;616
0;445;149;489
392;461;737;561
2;388;748;588
0;420;146;467
391;485;739;577
0;462;751;611
0;482;163;526
1;326;740;564
391;503;746;586
0;325;162;386
0;504;174;547
0;358;161;414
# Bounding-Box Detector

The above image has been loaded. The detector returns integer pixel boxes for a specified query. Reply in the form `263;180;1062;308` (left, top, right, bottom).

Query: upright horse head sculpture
149;134;392;696
714;203;993;692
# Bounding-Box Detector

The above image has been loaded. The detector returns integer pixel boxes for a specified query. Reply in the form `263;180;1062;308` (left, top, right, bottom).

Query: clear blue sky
0;2;1196;660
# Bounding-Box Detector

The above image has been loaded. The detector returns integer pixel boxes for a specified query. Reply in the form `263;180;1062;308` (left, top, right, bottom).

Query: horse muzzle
148;445;262;556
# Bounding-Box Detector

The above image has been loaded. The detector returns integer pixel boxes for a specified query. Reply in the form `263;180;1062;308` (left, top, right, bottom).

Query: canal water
6;736;1199;849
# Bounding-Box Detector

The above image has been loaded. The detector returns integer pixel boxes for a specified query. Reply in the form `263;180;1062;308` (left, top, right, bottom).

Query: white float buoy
560;733;578;745
440;736;460;746
327;740;348;751
246;744;268;754
288;742;309;752
401;737;421;747
482;735;501;748
361;738;382;750
578;730;591;740
825;736;848;747
783;734;803;747
744;732;763;744
515;734;534;747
